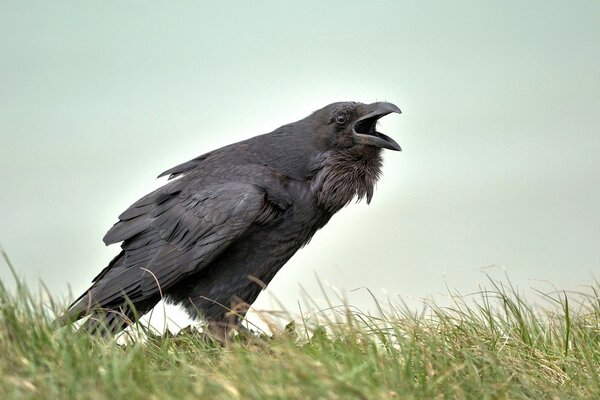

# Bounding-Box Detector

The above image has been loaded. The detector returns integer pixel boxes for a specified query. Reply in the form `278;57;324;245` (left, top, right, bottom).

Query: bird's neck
311;147;383;213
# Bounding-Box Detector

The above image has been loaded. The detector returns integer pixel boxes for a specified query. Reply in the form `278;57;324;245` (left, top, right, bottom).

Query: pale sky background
1;1;599;330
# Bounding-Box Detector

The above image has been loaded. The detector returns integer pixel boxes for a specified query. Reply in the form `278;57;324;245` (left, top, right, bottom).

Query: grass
0;253;599;399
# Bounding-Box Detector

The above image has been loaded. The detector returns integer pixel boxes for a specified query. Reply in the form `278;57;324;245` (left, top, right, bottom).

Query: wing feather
70;181;281;317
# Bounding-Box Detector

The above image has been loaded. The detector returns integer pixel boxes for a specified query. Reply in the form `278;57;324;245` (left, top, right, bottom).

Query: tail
54;252;159;336
55;293;161;336
54;299;136;336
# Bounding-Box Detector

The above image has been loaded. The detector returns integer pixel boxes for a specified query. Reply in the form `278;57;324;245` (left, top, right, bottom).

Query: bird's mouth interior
353;115;384;136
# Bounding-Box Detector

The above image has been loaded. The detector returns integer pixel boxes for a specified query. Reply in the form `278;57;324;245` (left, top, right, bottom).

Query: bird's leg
205;320;233;343
205;297;252;343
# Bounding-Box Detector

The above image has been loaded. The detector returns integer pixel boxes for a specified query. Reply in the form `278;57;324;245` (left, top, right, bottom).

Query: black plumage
64;101;402;336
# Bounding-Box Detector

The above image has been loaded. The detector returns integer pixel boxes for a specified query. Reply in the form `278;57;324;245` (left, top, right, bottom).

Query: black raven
64;101;402;336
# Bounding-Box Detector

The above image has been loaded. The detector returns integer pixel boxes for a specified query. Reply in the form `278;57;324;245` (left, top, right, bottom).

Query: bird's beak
353;102;402;151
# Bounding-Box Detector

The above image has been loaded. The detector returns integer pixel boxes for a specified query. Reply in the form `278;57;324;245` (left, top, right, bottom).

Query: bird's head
310;101;402;152
248;100;402;183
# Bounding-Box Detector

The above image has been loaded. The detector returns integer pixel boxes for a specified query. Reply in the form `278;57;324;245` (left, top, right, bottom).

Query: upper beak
353;102;402;151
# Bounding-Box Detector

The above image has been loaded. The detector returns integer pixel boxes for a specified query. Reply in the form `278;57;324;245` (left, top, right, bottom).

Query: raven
64;101;402;337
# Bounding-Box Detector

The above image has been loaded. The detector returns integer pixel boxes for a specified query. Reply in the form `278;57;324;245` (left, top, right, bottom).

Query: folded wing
69;181;277;319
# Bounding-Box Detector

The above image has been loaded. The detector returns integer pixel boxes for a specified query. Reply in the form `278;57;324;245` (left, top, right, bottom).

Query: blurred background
1;1;599;330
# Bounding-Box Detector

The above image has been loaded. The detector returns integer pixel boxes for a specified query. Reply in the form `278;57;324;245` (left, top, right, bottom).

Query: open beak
353;102;402;151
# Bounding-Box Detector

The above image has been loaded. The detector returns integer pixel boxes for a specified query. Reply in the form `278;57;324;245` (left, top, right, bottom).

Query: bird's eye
335;113;347;125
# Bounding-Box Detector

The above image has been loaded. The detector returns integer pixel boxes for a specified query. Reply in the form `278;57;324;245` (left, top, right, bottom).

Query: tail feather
78;307;137;336
55;292;160;336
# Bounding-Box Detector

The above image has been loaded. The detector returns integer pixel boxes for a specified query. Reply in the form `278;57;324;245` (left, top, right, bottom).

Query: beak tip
377;102;401;115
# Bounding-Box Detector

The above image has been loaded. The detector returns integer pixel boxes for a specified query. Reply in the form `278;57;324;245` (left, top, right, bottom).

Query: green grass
1;254;599;399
